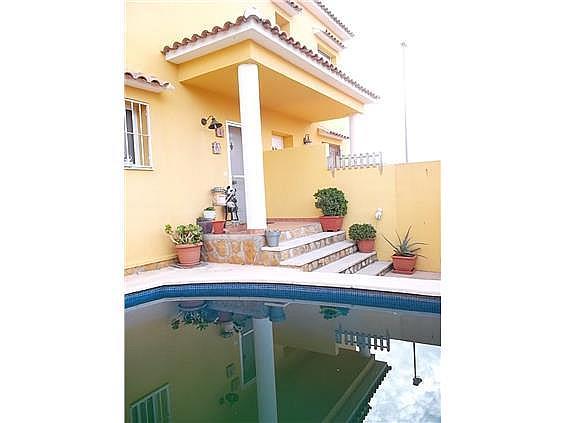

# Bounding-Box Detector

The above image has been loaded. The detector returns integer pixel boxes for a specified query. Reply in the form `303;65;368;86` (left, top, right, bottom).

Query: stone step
279;241;357;272
259;231;345;266
276;222;323;242
355;261;393;276
314;252;378;274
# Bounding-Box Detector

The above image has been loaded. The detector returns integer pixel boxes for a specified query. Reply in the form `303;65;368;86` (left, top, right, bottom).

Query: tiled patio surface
124;262;440;297
384;270;441;280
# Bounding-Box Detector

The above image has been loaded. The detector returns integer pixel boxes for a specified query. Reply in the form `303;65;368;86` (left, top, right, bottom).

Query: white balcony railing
327;151;383;172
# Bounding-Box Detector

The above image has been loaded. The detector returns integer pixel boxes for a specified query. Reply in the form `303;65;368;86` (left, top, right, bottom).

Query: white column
238;64;267;230
349;113;362;154
253;318;278;423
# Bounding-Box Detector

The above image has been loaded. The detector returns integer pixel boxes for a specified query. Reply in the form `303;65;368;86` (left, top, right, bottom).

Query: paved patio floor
383;270;441;280
125;262;440;297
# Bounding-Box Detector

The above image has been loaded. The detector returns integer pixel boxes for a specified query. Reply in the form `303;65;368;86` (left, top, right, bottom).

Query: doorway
226;122;247;224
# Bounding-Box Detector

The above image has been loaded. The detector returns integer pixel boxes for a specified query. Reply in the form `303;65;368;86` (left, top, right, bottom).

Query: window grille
124;99;152;168
129;384;170;423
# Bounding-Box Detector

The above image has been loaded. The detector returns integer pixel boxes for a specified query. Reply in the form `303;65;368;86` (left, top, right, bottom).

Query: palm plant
382;226;427;257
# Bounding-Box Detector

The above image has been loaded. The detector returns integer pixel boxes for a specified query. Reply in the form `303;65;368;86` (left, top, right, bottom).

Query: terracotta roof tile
322;29;345;49
124;71;172;89
313;0;354;37
162;15;377;100
319;127;349;139
285;0;302;12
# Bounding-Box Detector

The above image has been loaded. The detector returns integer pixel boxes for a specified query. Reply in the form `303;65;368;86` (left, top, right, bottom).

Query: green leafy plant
314;187;348;216
382;226;427;257
348;223;376;241
204;206;215;211
171;309;218;331
164;223;203;245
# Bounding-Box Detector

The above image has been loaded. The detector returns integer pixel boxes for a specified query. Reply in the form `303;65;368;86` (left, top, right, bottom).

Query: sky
369;340;441;422
323;0;443;164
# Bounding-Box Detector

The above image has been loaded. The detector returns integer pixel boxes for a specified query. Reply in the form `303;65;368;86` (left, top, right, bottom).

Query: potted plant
203;206;216;220
349;223;377;253
164;223;203;266
314;187;348;231
196;217;213;234
382;226;427;274
265;229;281;247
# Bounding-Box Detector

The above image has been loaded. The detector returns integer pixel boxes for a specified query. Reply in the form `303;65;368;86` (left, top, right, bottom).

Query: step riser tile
299;245;358;272
260;233;345;266
341;254;378;274
279;223;323;242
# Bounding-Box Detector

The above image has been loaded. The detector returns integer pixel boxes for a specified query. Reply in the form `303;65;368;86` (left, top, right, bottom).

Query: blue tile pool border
125;283;440;314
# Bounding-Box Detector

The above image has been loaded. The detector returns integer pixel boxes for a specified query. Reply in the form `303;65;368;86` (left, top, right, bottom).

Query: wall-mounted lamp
201;115;223;130
303;133;312;144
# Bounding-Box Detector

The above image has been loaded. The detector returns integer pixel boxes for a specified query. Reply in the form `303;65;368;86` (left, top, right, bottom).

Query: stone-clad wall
202;234;272;265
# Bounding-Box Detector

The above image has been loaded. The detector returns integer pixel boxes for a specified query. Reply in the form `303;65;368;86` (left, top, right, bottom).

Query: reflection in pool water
125;297;440;422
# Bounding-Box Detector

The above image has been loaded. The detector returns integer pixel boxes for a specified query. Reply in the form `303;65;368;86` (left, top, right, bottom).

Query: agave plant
382;226;427;257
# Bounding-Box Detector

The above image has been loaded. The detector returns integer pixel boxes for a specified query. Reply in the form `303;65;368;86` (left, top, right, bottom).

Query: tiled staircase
261;222;391;275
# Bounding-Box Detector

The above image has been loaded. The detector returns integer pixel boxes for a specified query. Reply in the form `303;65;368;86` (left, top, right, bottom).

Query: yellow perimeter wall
264;145;441;272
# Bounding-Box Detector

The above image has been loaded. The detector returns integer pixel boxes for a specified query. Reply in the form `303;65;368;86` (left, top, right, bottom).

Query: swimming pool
125;288;440;422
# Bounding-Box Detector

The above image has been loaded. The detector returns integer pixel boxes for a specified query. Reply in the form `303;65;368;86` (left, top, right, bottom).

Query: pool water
125;297;440;422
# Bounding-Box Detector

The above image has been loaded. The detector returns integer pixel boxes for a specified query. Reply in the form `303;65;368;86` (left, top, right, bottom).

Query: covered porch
162;12;377;234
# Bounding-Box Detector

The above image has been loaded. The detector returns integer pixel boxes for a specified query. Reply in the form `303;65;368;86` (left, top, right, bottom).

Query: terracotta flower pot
357;239;375;253
175;243;202;266
391;255;417;274
319;216;344;232
212;220;226;234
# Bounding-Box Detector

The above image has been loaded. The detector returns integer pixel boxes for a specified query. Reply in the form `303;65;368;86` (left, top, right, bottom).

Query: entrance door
227;123;247;223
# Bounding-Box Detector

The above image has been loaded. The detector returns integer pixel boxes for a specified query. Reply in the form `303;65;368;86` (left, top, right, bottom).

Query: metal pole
412;341;422;386
401;41;408;163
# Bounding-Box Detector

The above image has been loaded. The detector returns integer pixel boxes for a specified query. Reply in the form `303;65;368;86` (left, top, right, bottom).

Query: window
275;12;290;34
124;99;152;168
317;45;335;64
271;131;294;150
272;135;284;150
326;143;341;168
129;384;170;423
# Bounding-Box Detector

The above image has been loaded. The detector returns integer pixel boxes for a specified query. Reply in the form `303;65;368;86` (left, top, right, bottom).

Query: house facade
125;1;378;272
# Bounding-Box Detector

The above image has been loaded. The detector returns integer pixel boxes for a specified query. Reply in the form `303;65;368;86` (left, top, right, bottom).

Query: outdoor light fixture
201;115;223;130
412;341;423;386
303;133;312;144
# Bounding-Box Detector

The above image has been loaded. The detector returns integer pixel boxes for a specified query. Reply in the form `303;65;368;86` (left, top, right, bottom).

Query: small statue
225;185;239;222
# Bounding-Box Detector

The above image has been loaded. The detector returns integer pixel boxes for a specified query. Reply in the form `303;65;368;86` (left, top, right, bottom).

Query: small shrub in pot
314;187;348;231
203;206;216;220
164;223;203;266
348;223;377;253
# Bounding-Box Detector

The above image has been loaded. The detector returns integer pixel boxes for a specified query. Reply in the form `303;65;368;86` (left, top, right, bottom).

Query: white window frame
124;98;154;170
317;47;333;63
129;384;171;423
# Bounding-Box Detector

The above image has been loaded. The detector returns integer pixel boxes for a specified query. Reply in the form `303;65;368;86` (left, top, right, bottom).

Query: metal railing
335;326;391;352
327;151;383;172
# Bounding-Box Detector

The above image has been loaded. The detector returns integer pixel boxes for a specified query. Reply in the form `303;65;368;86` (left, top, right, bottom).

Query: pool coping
124;263;441;298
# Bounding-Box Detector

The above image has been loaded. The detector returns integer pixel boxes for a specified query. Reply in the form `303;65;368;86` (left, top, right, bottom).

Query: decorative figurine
225;185;239;221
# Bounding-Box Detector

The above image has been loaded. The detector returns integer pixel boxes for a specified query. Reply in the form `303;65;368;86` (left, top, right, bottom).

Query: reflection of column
253;318;278;423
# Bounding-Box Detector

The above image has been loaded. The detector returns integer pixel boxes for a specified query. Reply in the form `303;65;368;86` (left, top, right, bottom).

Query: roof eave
164;20;376;104
300;0;353;40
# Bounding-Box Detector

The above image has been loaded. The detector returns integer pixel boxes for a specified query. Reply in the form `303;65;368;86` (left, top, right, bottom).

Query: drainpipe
252;318;278;422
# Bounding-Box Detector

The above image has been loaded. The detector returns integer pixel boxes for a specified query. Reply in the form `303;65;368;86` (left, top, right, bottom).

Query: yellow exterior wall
125;2;364;269
263;145;441;272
